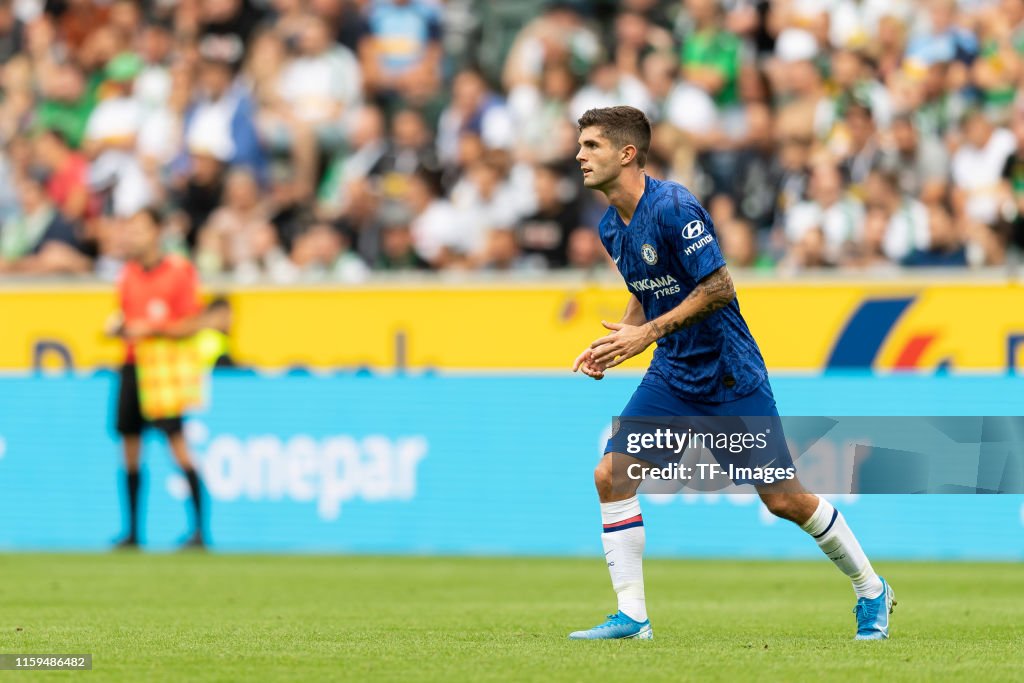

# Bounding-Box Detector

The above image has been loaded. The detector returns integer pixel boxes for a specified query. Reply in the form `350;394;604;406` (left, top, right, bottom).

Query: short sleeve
658;187;726;282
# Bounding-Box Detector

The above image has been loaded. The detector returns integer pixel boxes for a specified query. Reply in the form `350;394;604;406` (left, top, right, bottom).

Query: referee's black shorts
116;364;184;437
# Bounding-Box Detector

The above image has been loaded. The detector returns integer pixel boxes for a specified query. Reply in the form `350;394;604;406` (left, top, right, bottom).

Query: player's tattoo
645;267;735;338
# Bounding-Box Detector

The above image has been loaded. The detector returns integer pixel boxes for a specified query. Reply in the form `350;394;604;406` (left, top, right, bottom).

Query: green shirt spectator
681;28;741;107
34;69;101;150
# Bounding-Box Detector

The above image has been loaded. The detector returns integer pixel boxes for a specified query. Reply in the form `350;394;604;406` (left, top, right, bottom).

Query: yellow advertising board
2;280;1024;372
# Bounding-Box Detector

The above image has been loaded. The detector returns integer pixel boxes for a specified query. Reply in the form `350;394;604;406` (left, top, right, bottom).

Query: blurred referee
110;208;207;549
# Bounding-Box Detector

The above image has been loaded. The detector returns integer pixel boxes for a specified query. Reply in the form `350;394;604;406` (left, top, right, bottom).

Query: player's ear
621;144;637;166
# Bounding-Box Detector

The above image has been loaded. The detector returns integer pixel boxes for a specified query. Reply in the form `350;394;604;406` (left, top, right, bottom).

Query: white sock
600;496;647;622
801;497;884;599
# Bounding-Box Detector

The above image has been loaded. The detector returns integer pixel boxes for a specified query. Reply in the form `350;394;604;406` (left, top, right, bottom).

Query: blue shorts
605;375;794;484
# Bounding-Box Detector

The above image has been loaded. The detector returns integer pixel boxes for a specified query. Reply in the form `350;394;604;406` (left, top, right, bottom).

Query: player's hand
123;321;157;340
589;320;655;370
572;347;605;380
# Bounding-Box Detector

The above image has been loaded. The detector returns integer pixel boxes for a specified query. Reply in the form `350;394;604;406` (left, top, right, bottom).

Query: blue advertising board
0;373;1022;559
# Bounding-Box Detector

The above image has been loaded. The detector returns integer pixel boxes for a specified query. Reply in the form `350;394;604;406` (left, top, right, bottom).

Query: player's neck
605;170;647;226
139;249;164;271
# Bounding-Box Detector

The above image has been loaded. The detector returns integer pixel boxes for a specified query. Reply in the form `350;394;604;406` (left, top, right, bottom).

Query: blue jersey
598;175;768;403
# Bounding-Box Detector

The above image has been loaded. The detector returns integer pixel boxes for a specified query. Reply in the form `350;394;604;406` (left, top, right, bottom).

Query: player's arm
643;266;734;340
124;264;206;340
619;294;647;326
572;295;646;380
590;266;735;370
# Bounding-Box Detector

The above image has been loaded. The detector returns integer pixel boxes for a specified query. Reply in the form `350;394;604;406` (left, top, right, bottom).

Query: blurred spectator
199;0;265;54
999;109;1024;251
565;226;604;272
784;162;865;265
863;168;931;262
0;0;24;64
834;102;883;192
406;166;464;268
170;123;232;248
437;68;514;169
0;172;90;273
678;0;742;122
880;113;949;206
195;168;289;281
569;59;653;121
84;53;155;218
1;0;1021;278
370;107;438;200
375;205;429;271
728;102;776;232
33;61;95;150
279;16;361;140
289;222;368;282
952;111;1016;237
450;149;524;262
901;204;968;267
360;0;443;104
33;127;93;223
180;34;267;185
508;60;579;162
318;104;388;220
502;1;602;91
516;162;580;268
823;47;893;133
612;10;673;79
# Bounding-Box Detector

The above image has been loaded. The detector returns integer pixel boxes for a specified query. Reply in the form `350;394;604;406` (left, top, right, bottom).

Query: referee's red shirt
119;255;201;362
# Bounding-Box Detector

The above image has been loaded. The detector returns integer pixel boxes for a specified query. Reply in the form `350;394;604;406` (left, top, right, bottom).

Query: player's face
576;126;622;190
124;214;160;261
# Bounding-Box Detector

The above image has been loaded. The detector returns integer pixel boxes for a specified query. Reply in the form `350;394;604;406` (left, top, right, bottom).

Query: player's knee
594;459;615;499
761;493;802;521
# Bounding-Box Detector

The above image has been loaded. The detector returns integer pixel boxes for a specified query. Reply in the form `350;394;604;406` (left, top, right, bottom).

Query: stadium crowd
2;0;1024;280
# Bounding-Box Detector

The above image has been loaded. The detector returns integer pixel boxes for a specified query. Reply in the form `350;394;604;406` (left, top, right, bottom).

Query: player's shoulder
163;254;198;279
647;176;698;207
646;176;706;224
118;260;141;286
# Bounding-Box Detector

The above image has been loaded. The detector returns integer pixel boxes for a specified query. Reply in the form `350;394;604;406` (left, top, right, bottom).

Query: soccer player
568;106;894;641
111;208;208;550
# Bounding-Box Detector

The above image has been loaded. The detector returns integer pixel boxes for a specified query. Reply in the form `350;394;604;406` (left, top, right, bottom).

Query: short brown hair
577;106;652;168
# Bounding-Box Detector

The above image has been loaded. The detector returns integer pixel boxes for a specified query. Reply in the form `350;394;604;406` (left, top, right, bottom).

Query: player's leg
595;451;648;621
114;364;144;548
161;420;206;548
569;451;652;640
719;379;894;638
758;479;894;639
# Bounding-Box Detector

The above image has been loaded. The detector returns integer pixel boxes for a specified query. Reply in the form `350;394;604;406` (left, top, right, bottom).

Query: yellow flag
135;336;203;420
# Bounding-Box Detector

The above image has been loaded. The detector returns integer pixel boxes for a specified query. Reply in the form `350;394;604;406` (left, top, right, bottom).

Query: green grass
0;554;1021;682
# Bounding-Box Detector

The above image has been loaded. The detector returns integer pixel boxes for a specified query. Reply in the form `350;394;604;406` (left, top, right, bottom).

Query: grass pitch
0;554;1021;682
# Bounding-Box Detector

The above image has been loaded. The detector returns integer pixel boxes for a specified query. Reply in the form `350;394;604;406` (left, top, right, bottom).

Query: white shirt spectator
569;73;654;123
786;198;865;260
449;177;522;254
663;82;719;136
952;127;1016;225
277;45;362;124
85;96;143;147
411;199;467;262
85;96;153;217
436;99;515;165
883;199;931;261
